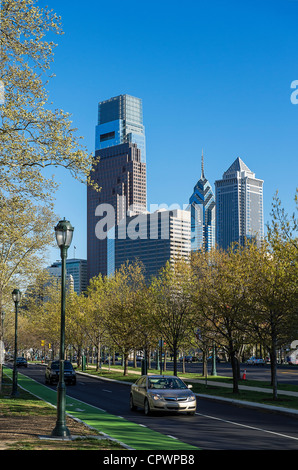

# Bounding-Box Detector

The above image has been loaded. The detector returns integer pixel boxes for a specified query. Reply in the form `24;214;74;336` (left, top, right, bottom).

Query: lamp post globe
54;218;74;250
12;289;21;303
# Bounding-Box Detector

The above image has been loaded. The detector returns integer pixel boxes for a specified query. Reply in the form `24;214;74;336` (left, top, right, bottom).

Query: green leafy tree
192;247;252;394
267;189;298;251
150;259;195;377
0;0;98;202
84;276;111;370
104;262;147;376
244;240;298;400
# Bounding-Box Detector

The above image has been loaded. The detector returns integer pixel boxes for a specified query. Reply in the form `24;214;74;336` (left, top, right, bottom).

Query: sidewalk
186;377;298;418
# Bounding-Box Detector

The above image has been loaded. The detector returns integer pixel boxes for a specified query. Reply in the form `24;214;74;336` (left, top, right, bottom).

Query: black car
16;357;27;367
45;360;76;385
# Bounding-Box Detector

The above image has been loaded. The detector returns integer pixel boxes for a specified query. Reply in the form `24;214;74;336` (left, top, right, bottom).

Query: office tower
46;264;74;294
95;94;146;162
107;209;191;282
87;94;147;281
50;259;87;294
189;150;215;252
215;157;264;250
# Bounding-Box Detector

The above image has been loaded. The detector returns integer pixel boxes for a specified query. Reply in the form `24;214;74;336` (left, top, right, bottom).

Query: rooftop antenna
201;148;205;178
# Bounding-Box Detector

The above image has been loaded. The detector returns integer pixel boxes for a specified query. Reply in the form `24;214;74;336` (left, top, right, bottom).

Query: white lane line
195;412;298;442
102;389;112;393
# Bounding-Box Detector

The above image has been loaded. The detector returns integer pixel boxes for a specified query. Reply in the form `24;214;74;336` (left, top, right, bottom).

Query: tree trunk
173;346;178;376
202;350;208;377
270;340;278;400
96;343;101;371
230;351;239;394
123;353;129;376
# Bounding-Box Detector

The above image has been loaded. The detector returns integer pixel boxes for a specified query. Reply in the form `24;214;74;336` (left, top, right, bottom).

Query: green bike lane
4;368;199;451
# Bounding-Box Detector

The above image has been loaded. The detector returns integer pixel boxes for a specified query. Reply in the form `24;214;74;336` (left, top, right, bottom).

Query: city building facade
87;94;147;281
46;264;74;294
107;209;191;282
49;259;87;294
189;151;215;252
215;157;264;250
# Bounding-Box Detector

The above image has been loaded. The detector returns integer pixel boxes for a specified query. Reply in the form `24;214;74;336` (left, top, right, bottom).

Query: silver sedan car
130;375;197;416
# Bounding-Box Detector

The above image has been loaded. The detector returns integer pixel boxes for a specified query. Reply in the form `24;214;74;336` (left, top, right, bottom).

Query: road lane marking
195;412;298;442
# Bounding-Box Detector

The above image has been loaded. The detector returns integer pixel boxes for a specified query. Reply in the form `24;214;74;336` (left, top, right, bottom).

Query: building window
100;131;115;142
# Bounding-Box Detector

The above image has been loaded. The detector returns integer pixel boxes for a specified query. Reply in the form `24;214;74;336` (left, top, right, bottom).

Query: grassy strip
0;381;123;450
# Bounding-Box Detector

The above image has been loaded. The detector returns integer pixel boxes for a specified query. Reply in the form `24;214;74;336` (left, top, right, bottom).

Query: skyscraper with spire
215;157;264;250
189;150;215;252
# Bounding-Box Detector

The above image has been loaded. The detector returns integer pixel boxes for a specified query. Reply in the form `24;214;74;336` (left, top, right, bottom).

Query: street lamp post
51;218;74;438
0;311;6;390
11;289;21;397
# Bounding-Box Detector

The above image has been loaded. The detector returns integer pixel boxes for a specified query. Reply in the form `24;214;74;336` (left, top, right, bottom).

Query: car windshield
148;377;187;390
51;361;73;371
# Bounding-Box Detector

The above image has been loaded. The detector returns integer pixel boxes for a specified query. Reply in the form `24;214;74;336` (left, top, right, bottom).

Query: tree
84;275;110;370
267;189;298;251
192;247;252;394
244;240;298;400
104;262;148;376
65;292;89;367
22;270;62;359
0;195;56;311
0;0;98;202
150;259;195;377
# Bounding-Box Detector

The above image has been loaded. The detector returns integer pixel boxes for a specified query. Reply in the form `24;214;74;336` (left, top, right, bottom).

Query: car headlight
188;395;196;401
150;393;164;401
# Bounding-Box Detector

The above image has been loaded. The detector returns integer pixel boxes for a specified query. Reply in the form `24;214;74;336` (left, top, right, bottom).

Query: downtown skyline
41;0;298;265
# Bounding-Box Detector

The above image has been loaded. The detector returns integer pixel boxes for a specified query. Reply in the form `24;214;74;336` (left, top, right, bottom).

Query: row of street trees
5;208;297;400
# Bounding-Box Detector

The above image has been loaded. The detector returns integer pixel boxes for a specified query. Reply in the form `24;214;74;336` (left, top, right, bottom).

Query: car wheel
144;398;151;416
130;394;137;411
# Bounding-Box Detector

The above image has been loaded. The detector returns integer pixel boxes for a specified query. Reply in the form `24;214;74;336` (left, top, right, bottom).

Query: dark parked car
45;360;76;385
179;356;193;363
16;357;27;367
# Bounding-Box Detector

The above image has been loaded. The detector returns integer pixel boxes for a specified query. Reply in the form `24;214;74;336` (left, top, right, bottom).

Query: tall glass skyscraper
87;94;147;281
215;157;264;250
95;94;146;162
189;151;215;252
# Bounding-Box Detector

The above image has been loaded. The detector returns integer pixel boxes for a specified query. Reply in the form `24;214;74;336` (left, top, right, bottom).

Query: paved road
17;363;298;450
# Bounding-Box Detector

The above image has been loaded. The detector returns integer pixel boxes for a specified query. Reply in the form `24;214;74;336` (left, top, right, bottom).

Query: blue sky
41;0;298;264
